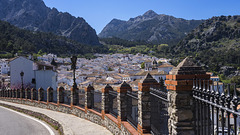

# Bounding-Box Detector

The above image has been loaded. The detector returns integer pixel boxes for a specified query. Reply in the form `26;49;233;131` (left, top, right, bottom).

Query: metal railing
78;89;85;107
193;79;240;135
63;90;71;105
127;90;138;129
150;87;169;135
109;90;118;118
93;90;102;113
53;90;57;103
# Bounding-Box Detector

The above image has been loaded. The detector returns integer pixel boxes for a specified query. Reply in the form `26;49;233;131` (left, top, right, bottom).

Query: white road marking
0;106;55;135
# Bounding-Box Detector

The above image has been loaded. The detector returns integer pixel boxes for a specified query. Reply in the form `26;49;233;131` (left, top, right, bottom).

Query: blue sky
43;0;240;34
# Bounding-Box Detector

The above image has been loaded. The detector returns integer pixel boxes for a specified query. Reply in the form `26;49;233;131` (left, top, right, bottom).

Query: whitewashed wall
35;70;57;90
10;57;34;89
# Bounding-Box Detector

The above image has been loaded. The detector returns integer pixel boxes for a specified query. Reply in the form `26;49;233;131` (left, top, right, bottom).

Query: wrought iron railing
127;90;138;129
109;90;118;118
43;90;47;102
193;79;240;135
78;89;85;107
93;90;102;113
150;87;169;135
63;90;71;105
53;90;57;103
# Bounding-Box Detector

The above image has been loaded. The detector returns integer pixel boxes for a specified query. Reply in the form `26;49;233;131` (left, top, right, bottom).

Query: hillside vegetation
0;20;106;58
174;15;240;71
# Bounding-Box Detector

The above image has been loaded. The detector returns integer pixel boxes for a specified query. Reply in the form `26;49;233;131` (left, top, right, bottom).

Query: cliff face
99;10;203;45
0;0;100;45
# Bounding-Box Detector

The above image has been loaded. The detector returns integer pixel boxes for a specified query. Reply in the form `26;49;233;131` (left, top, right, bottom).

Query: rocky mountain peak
142;10;158;18
99;10;203;45
0;0;100;45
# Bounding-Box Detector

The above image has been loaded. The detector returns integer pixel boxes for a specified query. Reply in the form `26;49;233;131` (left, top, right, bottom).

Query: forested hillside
0;20;106;58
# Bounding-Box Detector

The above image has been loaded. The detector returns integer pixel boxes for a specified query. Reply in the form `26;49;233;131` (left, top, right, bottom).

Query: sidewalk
0;100;112;135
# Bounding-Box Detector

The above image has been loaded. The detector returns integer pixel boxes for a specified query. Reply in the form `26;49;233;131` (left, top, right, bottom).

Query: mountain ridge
0;0;100;45
99;10;203;45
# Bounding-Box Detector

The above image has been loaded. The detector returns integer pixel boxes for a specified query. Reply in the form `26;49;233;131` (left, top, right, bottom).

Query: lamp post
71;55;77;89
70;55;78;105
20;71;24;98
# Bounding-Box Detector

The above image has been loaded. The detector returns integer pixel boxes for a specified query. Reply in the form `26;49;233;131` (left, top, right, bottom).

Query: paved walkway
0;100;112;135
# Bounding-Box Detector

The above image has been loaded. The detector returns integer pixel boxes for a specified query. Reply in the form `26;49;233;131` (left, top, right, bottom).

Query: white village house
9;56;57;90
0;59;10;75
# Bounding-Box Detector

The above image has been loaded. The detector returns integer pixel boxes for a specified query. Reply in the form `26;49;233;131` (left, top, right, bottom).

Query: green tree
108;67;113;71
231;76;240;86
141;62;145;69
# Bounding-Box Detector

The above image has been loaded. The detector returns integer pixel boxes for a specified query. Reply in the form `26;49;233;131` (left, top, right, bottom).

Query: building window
32;78;36;84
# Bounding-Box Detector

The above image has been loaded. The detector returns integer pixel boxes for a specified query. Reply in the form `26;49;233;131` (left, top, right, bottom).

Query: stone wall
0;97;135;135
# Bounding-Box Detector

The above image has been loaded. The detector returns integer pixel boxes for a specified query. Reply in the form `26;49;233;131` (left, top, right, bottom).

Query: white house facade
35;70;57;90
9;56;34;89
10;56;57;90
0;59;10;75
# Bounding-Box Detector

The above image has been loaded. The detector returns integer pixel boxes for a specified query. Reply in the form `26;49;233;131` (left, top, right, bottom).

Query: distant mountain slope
0;0;100;45
99;10;203;45
174;15;240;71
0;20;106;57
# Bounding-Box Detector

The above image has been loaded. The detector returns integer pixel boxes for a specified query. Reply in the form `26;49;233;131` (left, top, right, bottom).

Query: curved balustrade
0;73;172;135
193;79;240;135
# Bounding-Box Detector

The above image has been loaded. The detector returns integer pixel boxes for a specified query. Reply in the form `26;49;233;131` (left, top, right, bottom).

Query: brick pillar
165;57;210;135
38;87;44;102
101;84;112;118
31;88;37;101
47;87;53;103
117;81;132;128
25;88;30;99
24;88;27;99
137;73;160;134
85;84;94;112
31;88;34;100
57;87;64;105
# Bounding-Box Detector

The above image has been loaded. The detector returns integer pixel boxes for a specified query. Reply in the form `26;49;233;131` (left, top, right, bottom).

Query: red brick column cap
57;86;64;91
38;87;44;91
47;87;53;91
102;84;113;93
117;81;131;93
85;84;94;92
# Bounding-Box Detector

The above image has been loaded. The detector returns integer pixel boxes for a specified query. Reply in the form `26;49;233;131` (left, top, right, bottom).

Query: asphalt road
0;106;54;135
